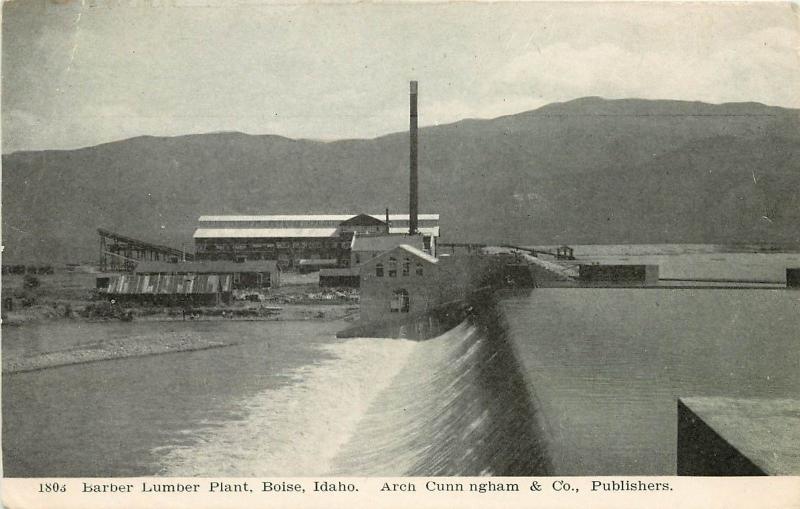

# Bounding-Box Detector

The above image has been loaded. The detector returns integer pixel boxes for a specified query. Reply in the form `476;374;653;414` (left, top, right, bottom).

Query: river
3;246;799;476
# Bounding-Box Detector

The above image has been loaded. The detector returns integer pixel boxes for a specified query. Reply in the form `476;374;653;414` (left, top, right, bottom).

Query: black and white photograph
1;0;799;503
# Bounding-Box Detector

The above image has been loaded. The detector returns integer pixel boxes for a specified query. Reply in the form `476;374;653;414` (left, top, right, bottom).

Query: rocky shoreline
2;303;359;327
3;334;235;375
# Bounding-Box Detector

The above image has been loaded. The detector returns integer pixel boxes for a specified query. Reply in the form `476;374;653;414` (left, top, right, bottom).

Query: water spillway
333;283;799;476
141;296;550;477
332;306;551;476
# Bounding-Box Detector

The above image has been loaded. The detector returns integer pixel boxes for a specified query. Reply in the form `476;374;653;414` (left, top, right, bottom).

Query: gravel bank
3;333;235;374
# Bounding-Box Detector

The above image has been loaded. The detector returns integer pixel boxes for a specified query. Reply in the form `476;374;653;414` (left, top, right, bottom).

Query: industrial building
97;260;280;306
193;212;439;269
318;234;428;290
359;244;441;322
357;245;493;323
192;81;440;275
134;260;280;289
100;273;233;306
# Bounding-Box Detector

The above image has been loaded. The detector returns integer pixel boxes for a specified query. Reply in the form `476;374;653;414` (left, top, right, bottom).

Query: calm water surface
503;285;800;473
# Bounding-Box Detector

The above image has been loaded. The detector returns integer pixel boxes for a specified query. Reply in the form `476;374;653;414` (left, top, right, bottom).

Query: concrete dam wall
330;292;551;475
333;284;800;476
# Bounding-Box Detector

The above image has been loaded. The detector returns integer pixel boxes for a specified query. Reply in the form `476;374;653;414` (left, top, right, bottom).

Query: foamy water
157;337;418;476
332;321;550;476
156;320;550;476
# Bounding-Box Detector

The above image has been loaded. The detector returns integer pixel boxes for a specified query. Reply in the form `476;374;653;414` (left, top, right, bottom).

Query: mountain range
3;97;799;263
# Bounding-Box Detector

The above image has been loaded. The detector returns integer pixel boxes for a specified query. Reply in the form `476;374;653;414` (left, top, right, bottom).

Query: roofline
198;214;440;222
361;244;438;267
350;234;425;252
193;227;439;239
193;228;340;239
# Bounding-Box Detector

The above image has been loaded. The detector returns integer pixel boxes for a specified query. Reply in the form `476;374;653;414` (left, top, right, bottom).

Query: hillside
3;97;799;263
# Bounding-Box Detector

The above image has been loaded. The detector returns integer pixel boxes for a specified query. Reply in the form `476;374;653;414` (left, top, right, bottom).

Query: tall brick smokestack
409;80;418;235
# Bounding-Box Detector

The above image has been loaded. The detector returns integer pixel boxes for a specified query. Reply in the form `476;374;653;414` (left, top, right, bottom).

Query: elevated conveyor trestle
98;228;193;272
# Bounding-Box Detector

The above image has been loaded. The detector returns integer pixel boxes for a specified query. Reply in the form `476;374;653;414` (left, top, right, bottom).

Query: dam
330;245;800;476
328;283;800;476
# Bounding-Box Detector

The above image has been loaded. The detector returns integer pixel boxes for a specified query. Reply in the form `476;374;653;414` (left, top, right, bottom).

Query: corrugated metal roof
193;228;339;239
198;214;439;222
352;234;425;252
106;274;232;295
135;260;279;274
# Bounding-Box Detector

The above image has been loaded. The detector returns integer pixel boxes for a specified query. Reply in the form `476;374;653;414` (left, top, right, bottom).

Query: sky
2;0;799;153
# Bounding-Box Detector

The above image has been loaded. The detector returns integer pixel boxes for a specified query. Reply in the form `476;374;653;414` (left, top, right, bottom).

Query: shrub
23;274;40;289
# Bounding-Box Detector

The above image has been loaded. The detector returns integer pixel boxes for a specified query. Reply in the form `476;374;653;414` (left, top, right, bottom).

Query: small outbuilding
134;260;280;289
103;273;233;306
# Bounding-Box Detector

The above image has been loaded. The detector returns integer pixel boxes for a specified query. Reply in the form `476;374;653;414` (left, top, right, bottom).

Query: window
391;289;410;313
416;263;424;276
355;253;361;265
388;257;397;277
376;263;384;277
402;258;410;276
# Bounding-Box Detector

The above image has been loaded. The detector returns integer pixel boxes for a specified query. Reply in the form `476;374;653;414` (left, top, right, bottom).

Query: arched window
376;263;384;277
416;263;424;276
388;257;397;277
391;289;410;313
402;258;410;276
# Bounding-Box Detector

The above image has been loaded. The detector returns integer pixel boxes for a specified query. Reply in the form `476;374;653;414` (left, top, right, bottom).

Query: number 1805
39;482;66;493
